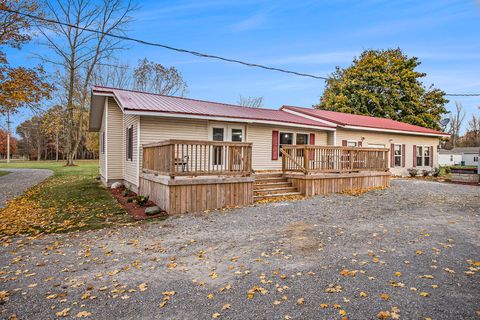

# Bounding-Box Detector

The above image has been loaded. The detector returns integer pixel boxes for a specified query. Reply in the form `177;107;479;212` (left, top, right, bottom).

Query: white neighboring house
439;147;480;166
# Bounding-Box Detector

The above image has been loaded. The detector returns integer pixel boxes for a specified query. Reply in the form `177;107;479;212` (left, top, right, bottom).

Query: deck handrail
142;139;253;177
281;145;389;174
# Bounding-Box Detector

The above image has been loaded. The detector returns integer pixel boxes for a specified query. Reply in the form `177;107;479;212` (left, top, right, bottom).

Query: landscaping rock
145;206;162;216
110;182;123;189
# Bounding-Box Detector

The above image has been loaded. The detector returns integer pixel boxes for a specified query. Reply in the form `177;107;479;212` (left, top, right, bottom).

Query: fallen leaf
296;297;305;305
138;283;148;291
56;308;70;317
76;311;92;318
212;313;221;318
222;304;231;310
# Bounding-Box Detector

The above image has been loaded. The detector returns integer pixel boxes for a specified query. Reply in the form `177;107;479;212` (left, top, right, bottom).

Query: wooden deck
139;140;391;214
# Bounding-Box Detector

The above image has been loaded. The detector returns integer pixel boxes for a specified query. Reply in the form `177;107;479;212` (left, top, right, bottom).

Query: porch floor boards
253;172;301;200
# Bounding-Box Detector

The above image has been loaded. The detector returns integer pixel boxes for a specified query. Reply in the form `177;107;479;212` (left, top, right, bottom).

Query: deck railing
142;139;252;177
281;145;389;174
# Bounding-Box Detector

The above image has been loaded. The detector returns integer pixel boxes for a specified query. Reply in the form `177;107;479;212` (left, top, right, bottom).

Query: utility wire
2;7;480;97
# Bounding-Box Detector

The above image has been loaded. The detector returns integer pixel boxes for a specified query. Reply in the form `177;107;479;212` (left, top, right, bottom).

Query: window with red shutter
271;131;279;160
412;145;416;167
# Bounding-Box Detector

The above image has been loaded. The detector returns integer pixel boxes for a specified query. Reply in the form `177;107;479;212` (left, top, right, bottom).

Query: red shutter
430;146;433;167
342;140;347;146
413;145;417;167
309;133;315;160
357;140;362;147
402;144;405;167
272;131;279;160
390;144;394;168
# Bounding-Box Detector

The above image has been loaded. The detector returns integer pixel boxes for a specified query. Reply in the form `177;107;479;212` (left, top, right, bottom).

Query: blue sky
4;0;480;134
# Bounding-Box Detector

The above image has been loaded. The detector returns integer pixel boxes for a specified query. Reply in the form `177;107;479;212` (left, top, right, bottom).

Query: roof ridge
93;85;286;113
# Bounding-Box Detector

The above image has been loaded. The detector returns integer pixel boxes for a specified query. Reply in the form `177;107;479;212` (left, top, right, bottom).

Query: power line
2;7;480;97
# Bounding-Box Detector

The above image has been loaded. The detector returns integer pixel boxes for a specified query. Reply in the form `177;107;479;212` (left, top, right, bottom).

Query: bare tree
38;0;135;166
92;60;132;88
238;95;264;108
133;58;188;96
448;102;466;148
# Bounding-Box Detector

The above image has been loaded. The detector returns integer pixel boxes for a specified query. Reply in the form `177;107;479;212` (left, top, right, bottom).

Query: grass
0;160;131;238
0;170;10;177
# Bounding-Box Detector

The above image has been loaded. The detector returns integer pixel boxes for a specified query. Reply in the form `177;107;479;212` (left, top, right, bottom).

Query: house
280;106;449;176
439;147;480;166
89;86;448;214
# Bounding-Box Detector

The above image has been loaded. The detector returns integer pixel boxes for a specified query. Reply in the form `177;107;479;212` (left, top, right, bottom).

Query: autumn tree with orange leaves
0;0;52;163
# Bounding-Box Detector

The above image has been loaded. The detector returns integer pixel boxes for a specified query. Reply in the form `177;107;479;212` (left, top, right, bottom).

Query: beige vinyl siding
335;128;440;176
140;116;209;143
99;100;106;181
106;98;124;180
247;124;329;170
124;114;139;188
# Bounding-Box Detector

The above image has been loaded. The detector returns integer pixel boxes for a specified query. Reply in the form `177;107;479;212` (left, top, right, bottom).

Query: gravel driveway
0;169;53;208
0;180;479;320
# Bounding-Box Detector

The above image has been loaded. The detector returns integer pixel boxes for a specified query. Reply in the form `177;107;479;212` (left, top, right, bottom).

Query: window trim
416;145;432;167
277;131;316;157
393;143;402;167
101;131;105;154
347;140;358;147
126;125;133;161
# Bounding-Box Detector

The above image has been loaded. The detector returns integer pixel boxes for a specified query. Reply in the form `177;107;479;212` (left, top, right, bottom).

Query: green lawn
0;160;131;237
0;170;10;177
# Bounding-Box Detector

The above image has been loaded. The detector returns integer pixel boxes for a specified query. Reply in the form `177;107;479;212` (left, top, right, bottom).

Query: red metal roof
282;105;449;136
92;86;335;129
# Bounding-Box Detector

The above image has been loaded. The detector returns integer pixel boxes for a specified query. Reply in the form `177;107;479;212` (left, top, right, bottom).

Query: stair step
254;192;302;200
254;177;288;184
254;182;292;190
253;172;284;179
254;187;298;195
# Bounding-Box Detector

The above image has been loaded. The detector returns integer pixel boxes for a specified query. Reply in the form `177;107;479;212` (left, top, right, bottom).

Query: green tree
317;48;448;130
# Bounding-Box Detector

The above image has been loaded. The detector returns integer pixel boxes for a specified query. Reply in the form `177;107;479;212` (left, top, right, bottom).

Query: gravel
0;179;479;320
0;169;53;208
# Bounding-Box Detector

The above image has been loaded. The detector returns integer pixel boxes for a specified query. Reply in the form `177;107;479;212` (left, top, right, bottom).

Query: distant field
0;160;131;237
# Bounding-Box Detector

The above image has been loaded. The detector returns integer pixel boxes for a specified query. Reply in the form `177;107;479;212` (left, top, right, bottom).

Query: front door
210;125;245;166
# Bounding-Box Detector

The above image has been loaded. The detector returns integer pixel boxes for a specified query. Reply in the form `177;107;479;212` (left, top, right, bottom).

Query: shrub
422;169;429;177
133;195;149;207
122;188;132;197
431;167;440;177
444;166;451;174
127;197;133;203
407;168;418;177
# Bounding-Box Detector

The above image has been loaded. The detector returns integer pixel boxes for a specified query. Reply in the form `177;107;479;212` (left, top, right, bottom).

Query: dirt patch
110;187;168;220
284;221;321;253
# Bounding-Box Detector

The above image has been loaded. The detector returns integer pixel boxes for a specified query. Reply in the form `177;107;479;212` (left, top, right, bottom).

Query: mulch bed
110;187;168;220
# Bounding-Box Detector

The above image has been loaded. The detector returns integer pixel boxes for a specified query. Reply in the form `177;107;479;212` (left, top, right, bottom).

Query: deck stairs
253;172;301;200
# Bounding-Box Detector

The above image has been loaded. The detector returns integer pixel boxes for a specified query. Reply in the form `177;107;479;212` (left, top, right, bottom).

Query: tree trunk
55;131;59;161
6;110;10;164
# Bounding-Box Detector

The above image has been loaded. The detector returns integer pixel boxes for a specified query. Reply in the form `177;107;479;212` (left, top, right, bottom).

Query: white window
126;126;133;161
394;144;402;167
347;140;357;147
101;132;105;154
416;146;431;166
279;132;294;156
368;143;385;148
424;146;431;166
278;132;313;157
